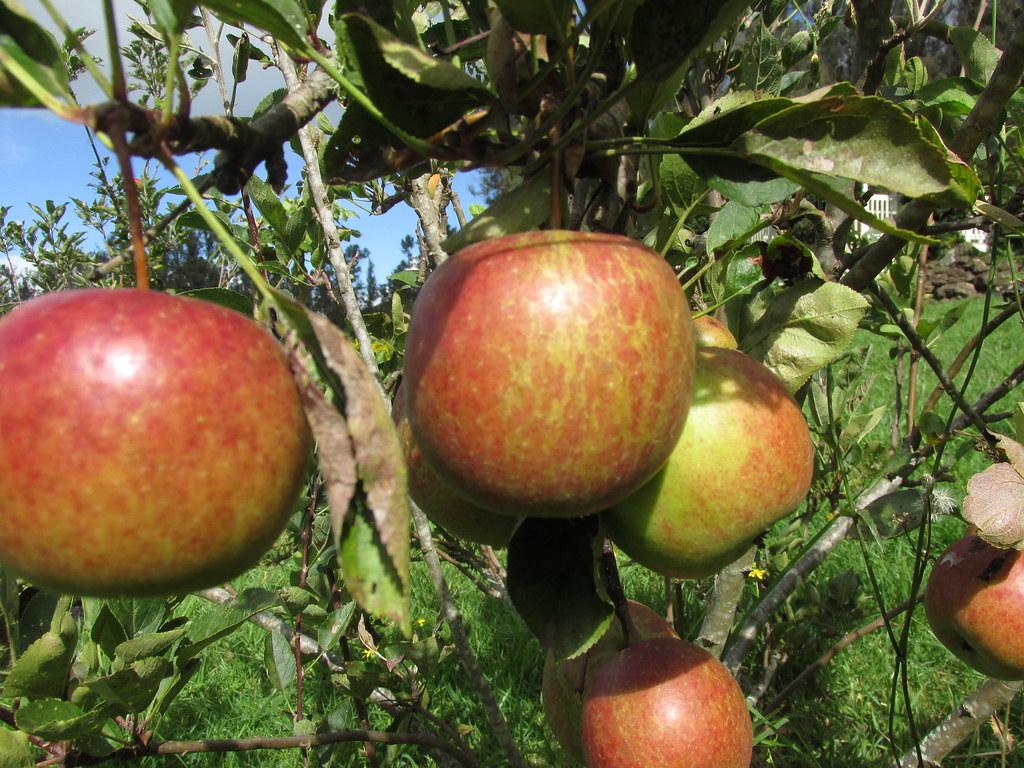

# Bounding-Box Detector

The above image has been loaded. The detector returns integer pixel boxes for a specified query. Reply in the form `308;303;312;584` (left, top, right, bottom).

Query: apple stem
600;539;638;646
107;116;150;290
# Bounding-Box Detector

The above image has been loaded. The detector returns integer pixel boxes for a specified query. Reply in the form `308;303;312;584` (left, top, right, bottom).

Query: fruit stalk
600;540;638;647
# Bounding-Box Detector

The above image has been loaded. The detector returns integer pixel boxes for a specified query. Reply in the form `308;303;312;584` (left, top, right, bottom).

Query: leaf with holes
964;462;1024;550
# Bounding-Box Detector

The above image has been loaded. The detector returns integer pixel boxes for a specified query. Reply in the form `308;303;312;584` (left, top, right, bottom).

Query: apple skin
691;314;737;349
392;385;518;547
925;534;1024;680
542;601;677;763
580;636;753;768
604;347;813;578
403;230;695;518
0;289;311;596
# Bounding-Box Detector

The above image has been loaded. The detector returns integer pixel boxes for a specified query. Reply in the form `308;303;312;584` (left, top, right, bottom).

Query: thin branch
411;503;528;768
275;50;381;380
764;596;922;714
721;513;861;674
899;678;1023;767
842;16;1024;290
870;284;993;442
71;727;475;765
407;174;450;265
696;546;756;660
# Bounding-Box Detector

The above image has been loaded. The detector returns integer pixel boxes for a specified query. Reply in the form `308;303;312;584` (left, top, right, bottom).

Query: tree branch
899;678;1023;767
696;546;755;660
841;14;1024;290
410;503;528;768
275;51;381;380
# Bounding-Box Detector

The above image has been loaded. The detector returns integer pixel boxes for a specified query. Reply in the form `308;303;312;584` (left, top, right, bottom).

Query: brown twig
600;540;637;646
764;596;922;714
68;728;474;765
411;503;527;768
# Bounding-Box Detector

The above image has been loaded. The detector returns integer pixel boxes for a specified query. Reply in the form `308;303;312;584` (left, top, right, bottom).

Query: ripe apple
403;230;695;518
691;314;737;349
925;534;1024;680
604;347;813;578
0;289;311;596
392;385;518;547
581;636;753;768
542;600;677;762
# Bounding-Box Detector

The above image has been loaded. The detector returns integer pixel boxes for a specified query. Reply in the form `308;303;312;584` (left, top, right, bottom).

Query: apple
0;289;311;596
604;347;813;578
393;384;518;547
925;534;1024;680
691;314;737;349
542;600;677;762
580;636;753;768
403;230;695;518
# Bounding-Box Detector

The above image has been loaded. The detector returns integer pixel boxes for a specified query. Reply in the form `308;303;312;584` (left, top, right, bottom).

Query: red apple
0;289;311;596
604;347;813;578
403;230;695;518
581;636;752;768
393;385;518;547
691;314;737;349
925;534;1024;680
542;600;677;762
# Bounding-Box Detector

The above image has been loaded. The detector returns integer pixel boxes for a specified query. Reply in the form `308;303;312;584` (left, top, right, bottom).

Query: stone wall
923;242;1016;300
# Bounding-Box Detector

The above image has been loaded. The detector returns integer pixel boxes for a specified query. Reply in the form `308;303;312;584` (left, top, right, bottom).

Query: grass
107;295;1023;767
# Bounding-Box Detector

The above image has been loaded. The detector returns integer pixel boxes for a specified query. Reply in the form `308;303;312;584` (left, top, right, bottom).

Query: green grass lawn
120;295;1024;767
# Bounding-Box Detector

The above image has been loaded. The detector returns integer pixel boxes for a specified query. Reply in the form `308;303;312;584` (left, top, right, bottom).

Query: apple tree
0;0;1023;766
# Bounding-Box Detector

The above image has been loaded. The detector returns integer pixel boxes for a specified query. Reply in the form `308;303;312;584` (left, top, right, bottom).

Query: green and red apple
604;347;813;578
691;314;737;349
542;600;677;763
581;636;753;768
0;289;311;596
393;384;518;547
402;230;695;518
925;534;1024;680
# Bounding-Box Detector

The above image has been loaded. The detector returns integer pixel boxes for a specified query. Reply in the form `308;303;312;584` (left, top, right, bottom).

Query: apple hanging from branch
604;347;814;578
581;636;753;768
0;289;311;596
402;230;695;518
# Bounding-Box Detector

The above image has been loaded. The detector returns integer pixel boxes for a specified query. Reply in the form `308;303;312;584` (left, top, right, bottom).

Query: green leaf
180;588;277;660
915;77;980;117
202;0;312;53
628;0;749;81
273;299;411;633
246;175;297;255
733;95;952;200
147;0;197;37
492;0;573;37
678;91;794;145
264;631;297;692
741;279;870;392
178;287;254;316
506;517;614;661
659;154;706;212
114;628;187;666
83;658;169;713
850;490;927;541
442;172;552;253
950;26;1000;83
705;200;761;255
15;700;106;741
0;0;74;112
348;14;489;94
4;624;74;699
690;156;801;206
0;727;33;768
737;18;782;94
389;270;419;288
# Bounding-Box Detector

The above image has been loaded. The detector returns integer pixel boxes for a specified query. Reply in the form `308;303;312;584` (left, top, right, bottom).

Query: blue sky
0;1;484;279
